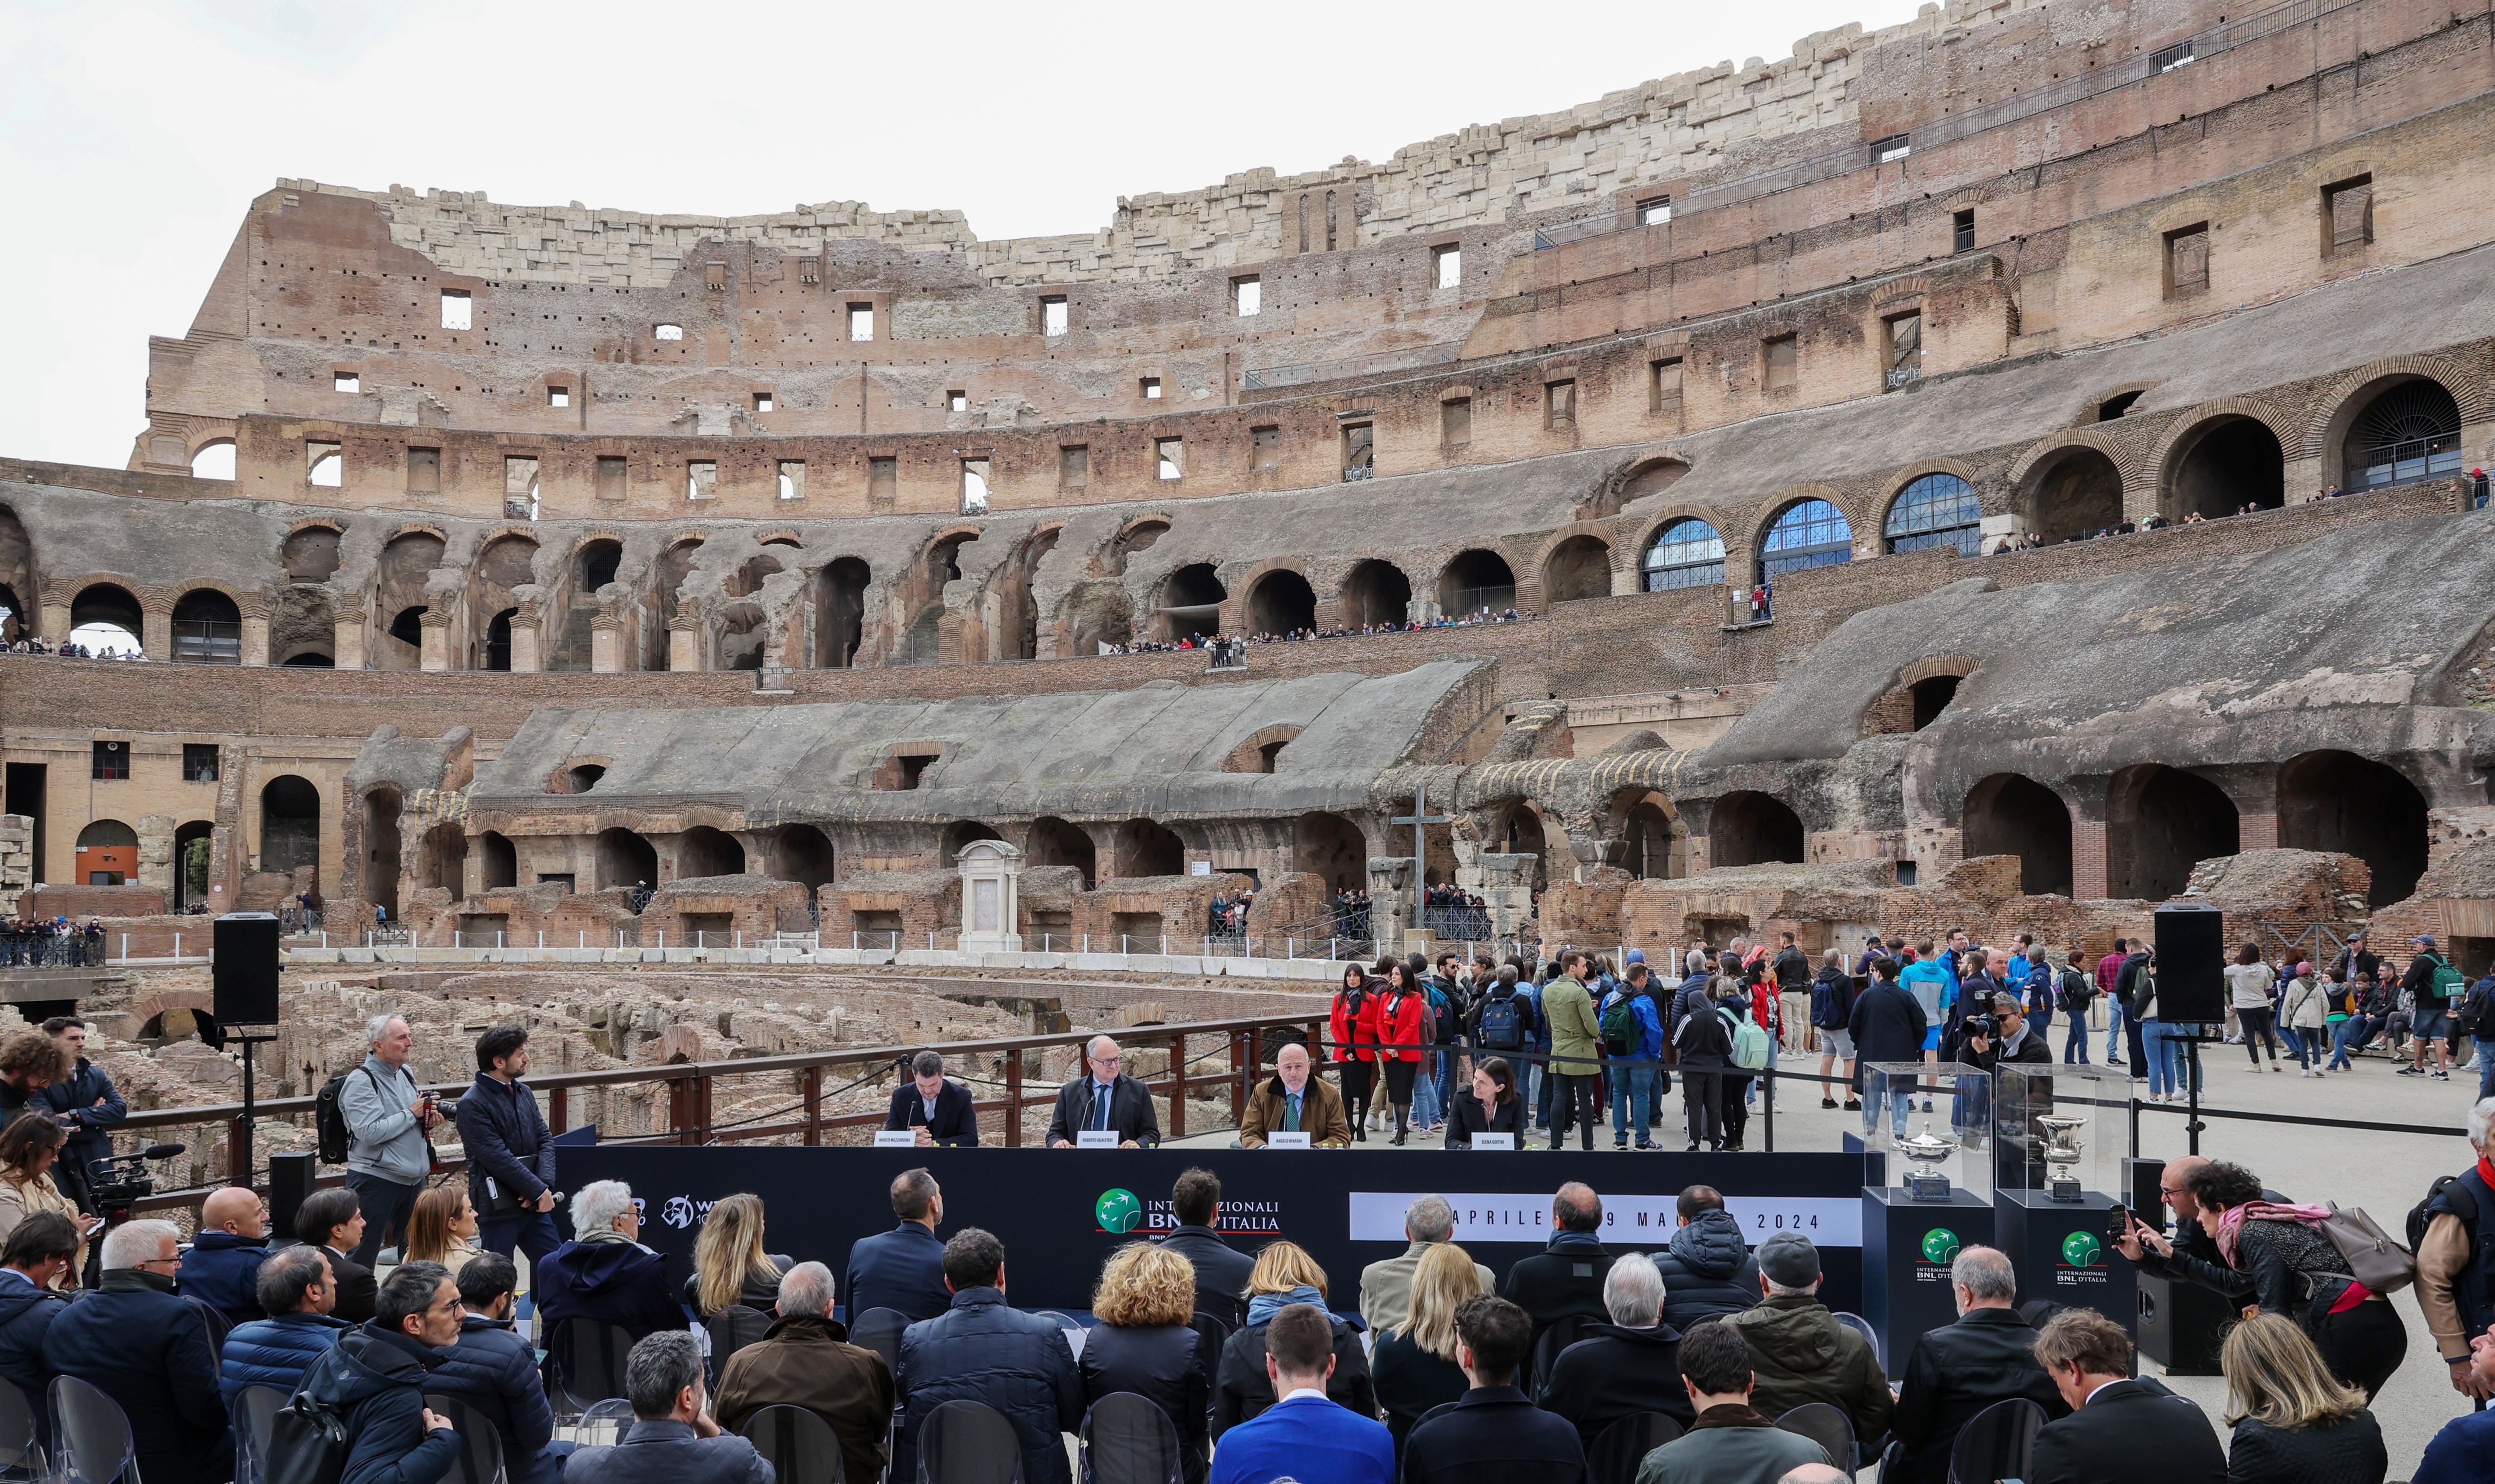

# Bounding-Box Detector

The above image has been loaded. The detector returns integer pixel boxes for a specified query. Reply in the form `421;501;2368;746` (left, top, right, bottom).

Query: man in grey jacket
338;1014;441;1268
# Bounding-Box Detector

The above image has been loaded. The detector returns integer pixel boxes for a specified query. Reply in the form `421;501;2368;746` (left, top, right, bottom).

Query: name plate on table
1266;1132;1312;1150
1470;1133;1516;1150
1076;1130;1121;1148
873;1129;918;1148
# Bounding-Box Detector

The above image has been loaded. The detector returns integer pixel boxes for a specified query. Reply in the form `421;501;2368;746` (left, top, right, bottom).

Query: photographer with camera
1961;992;2052;1075
339;1014;441;1269
456;1025;561;1267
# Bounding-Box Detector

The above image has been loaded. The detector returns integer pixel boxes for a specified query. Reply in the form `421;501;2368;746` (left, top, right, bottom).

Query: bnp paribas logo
2062;1231;2106;1268
1920;1228;1962;1264
1095;1188;1143;1235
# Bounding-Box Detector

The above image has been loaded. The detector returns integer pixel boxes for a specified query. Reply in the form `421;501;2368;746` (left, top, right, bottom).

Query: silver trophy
1899;1121;1961;1201
2036;1114;2089;1203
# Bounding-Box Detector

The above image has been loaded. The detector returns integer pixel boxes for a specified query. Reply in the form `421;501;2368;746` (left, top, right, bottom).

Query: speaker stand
226;1028;278;1190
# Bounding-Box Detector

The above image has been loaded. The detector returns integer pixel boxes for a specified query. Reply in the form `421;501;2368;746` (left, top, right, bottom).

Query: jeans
2280;1024;2314;1069
1435;1048;1459;1121
1412;1054;1443;1127
480;1207;565;1272
2106;996;2128;1061
2142;1019;2178;1096
1864;1089;1914;1142
2328;1019;2357;1070
2238;1007;2280;1064
345;1171;424;1267
2063;1015;2091;1063
1609;1065;1656;1144
2476;1040;2495;1100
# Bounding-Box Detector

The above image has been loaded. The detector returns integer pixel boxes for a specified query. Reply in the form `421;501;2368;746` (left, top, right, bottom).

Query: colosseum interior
4;0;2495;1162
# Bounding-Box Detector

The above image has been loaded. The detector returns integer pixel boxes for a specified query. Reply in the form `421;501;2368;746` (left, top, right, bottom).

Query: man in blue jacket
177;1185;272;1327
38;1016;122;1214
0;1212;75;1433
219;1244;347;1406
895;1228;1081;1484
846;1167;951;1322
43;1220;230;1484
1600;969;1666;1150
296;1262;462;1484
1211;1303;1393;1484
534;1180;686;1399
455;1025;561;1268
426;1252;563;1484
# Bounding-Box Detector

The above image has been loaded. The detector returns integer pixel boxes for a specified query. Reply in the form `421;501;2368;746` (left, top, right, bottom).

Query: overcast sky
0;0;1921;469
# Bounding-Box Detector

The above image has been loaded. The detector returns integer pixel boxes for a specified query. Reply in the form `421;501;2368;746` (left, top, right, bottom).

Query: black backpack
313;1065;378;1166
2057;968;2094;1015
264;1391;352;1484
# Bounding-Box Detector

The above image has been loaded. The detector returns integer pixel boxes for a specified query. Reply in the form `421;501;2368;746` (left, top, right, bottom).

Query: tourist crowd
2;637;148;659
1102;607;1531;658
0;916;107;968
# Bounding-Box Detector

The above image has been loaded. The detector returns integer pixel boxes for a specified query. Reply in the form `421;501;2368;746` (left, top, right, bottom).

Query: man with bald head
1240;1044;1351;1149
2113;1153;2256;1309
177;1184;272;1326
1045;1034;1161;1148
1886;1247;2066;1484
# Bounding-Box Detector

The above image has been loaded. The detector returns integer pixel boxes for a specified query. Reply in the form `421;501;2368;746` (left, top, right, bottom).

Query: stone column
38;602;68;645
135;813;175;895
238;593;270;667
333;605;367;671
1476;853;1538;939
1366;856;1416;946
141;596;173;662
590;614;623;673
509;602;543;673
419;609;451;672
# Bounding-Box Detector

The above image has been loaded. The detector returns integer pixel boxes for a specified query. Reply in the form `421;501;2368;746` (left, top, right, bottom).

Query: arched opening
1107;519;1169;574
550;538;623;672
171;589;242;664
482;609;516;671
715;603;769;670
1025;817;1097;888
360;787;401;920
941;820;1003;859
189;440;237;480
1883;474;1982;556
2166;416;2284;521
2022;446;2126;543
2277;750;2430;905
1617;794;1681;881
1438;550;1516;616
555;763;605;795
1245;570;1316;636
1158;564;1225;643
814;557;871;667
173;819;214;910
280;526;342;583
1339;560;1411;629
2340;378;2464;490
259;776;321;882
1641;519;1725;591
271;585;333;668
282;649;334;667
1759;499;1853;580
1602;457;1690;518
2108;764;2240;901
73;819;137;886
729;553;783;599
138;1008;219;1046
1487;802;1556;893
1911;675;1961;730
677;826;746;879
373;531;444;671
1061;581;1134;656
69;583;144;655
777;824;836;894
647;539;703;671
1295;813;1368;886
479;831;518;890
1963;774;2073;896
1114;818;1186;878
998;528;1059;661
468;534;538;671
1540;535;1612;608
417;823;466;893
0;583;20;647
596;828;659;895
1709;791;1805;868
2097;391;2143;423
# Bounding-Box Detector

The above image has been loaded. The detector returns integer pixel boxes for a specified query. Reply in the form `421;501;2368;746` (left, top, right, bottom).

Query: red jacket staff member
1374;965;1432;1146
1331;966;1384;1144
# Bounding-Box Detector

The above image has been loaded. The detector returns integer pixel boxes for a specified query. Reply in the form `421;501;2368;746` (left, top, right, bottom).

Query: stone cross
1391;782;1453;929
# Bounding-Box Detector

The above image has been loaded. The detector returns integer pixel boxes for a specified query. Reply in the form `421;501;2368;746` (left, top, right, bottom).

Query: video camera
87;1142;186;1225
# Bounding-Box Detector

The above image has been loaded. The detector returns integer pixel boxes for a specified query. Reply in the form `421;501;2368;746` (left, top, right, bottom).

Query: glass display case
1995;1061;2126;1202
1862;1061;1992;1204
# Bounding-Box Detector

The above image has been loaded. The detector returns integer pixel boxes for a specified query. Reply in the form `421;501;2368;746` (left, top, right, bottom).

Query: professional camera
86;1142;186;1226
1961;1011;2006;1041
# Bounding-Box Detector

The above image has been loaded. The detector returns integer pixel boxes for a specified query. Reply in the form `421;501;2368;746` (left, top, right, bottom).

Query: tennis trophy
1899;1121;1961;1202
2036;1114;2089;1203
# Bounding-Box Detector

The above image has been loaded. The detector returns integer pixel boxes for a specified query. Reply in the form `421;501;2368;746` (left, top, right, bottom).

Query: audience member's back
1402;1295;1586;1484
895;1228;1081;1484
44;1220;232;1484
424;1254;561;1484
1649;1196;1758;1330
218;1244;349;1407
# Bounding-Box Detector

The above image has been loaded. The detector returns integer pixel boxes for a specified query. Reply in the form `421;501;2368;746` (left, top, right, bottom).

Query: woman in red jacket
1330;965;1383;1142
1377;962;1432;1145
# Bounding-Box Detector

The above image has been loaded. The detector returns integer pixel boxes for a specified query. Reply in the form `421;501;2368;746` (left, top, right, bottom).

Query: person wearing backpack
1470;967;1534;1075
289;1260;462;1484
2178;1161;2407;1402
1719;988;1771;1153
2280;962;2329;1077
1810;950;1859;1110
1598;970;1664;1150
2402;935;2465;1081
336;1014;443;1269
2416;1099;2495;1405
2054;952;2096;1064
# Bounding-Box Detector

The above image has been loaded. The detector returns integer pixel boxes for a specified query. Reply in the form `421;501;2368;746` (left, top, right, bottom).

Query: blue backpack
1478;993;1524;1050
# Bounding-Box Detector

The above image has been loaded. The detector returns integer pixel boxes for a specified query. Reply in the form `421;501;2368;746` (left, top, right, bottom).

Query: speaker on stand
211;913;284;1197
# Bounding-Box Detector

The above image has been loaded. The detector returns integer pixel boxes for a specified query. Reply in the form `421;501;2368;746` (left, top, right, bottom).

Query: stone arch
1243;564;1317;635
940;820;1004;859
775;824;836;894
169;585;244;664
1025;816;1096;888
1631;506;1729;592
1534;528;1615;608
128;989;218;1046
645;536;705;670
467;532;538;671
279;523;345;583
1588;453;1694;520
1750;488;1857;582
2015;441;2129;542
677;825;746;879
996;525;1061;661
1338;559;1413;628
2310;364;2476;491
358;785;401;919
257;775;322;866
1862;654;1981;734
1483;799;1560;893
188;438;237;480
478;830;518;890
1437;549;1516;616
1605;788;1684;880
2277;750;2430;905
68;581;145;653
416;822;466;894
372;530;445;671
2076;384;2160;427
1223;725;1304;774
814;556;872;668
2107;764;2240;902
1295;813;1368;887
0;503;32;645
173;819;214;910
1113;818;1186;878
74;819;137;885
1101;515;1174;576
1880;465;1985;557
1963;774;2073;896
1156;563;1225;643
2153;400;2292;519
1708;791;1805;868
597;828;659;894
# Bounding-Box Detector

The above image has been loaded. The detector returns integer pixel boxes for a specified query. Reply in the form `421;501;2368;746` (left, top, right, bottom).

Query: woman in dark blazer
1080;1244;1212;1483
1445;1058;1526;1149
883;1052;979;1146
2219;1313;2386;1484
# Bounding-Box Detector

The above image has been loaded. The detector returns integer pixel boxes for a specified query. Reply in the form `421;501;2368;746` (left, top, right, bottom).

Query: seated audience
562;1330;773;1484
179;1185;272;1326
297;1261;463;1484
2419;1321;2495;1484
298;1186;379;1324
1079;1243;1212;1484
401;1184;484;1277
1213;1240;1375;1436
0;1115;86;1287
219;1244;347;1406
1045;1035;1162;1147
1651;1185;1759;1331
1207;1302;1393;1484
1499;1183;1616;1366
2219;1313;2385;1484
426;1253;563;1484
535;1179;687;1394
714;1260;894;1484
846;1167;952;1322
0;1212;75;1425
1539;1252;1694;1449
883;1050;979;1147
2027;1307;2225;1484
1239;1042;1351;1148
44;1219;232;1484
1403;1294;1586;1484
1720;1233;1891;1445
1372;1243;1487;1458
1886;1247;2066;1484
1445;1057;1527;1150
683;1193;793;1317
1633;1318;1834;1484
1359;1195;1494;1338
895;1227;1081;1484
1156;1166;1256;1327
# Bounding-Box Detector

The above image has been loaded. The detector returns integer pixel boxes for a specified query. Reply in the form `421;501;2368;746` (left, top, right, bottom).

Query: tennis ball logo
1095;1188;1143;1234
1920;1228;1961;1264
2062;1231;2105;1268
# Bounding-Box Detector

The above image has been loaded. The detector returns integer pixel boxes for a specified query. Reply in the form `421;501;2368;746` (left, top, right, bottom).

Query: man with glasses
2111;1153;2256;1309
1044;1035;1161;1148
44;1220;233;1484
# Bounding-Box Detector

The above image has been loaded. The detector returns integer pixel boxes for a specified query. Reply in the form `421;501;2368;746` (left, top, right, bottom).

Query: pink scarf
2215;1199;2334;1268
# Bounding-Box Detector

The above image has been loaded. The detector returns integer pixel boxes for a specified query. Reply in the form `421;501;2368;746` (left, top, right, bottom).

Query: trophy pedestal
1995;1187;2135;1328
1863;1185;1995;1371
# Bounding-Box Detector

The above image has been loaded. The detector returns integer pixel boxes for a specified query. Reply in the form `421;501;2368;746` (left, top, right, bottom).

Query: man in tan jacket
713;1261;896;1484
1239;1044;1352;1149
2417;1098;2495;1399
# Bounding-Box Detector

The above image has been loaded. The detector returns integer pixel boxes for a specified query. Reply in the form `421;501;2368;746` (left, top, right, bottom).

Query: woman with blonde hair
1081;1243;1211;1481
682;1192;793;1317
2221;1312;2384;1482
1211;1240;1375;1435
402;1184;483;1276
1370;1242;1483;1457
0;1116;84;1286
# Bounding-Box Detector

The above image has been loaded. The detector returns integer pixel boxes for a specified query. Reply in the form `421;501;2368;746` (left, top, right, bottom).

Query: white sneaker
2300;1068;2314;1077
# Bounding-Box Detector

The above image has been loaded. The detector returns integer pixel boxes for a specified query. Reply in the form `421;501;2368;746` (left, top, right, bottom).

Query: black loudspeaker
268;1151;318;1248
211;913;283;1027
2153;902;2227;1023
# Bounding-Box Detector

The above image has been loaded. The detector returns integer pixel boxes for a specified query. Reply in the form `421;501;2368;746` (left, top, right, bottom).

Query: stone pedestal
958;838;1024;952
1367;856;1415;942
1475;853;1538;939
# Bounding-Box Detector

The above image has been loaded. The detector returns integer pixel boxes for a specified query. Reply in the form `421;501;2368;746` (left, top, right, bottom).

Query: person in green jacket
1541;951;1603;1152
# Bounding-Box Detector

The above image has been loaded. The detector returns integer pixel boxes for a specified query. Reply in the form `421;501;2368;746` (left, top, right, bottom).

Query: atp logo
2061;1231;2105;1268
1095;1188;1143;1234
1920;1228;1961;1264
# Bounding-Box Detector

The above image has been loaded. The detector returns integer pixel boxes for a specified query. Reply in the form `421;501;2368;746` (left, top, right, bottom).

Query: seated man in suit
1208;1302;1393;1484
2028;1307;2224;1484
1155;1167;1256;1328
883;1051;978;1147
296;1186;378;1325
1045;1035;1161;1148
1885;1247;2066;1484
846;1168;952;1323
1238;1043;1350;1149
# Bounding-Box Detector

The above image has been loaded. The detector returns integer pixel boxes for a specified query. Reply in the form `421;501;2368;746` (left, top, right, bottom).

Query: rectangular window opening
798;258;820;285
2166;222;2210;297
1952;209;1976;254
1441;398;1472;450
90;741;128;781
705;263;728;291
1041;296;1069;337
1433;246;1461;290
503;456;540;519
777;460;806;500
1341;423;1374;481
686;459;718;500
1545;379;1576;428
847;304;874;341
960;458;991;514
1059;444;1090;488
868;456;898;508
1232;277;1262;317
2325;175;2374;255
752;391;773;413
595;455;627;500
1141;376;1162;400
1156;437;1184;481
1763;334;1799;391
1650;358;1684;412
407;447;441;494
1251;425;1281;471
440;290;471;330
306;441;343;488
548;386;570;407
947;390;968;412
182;743;220;783
1872;135;1911;164
333;372;360;394
1884;313;1923;390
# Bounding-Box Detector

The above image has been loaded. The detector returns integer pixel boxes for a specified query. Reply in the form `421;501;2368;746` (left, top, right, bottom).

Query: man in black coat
1155;1167;1255;1326
0;1212;75;1432
1848;958;1928;1138
1499;1183;1614;1371
846;1168;952;1323
42;1219;231;1484
1536;1252;1693;1450
1044;1035;1161;1147
894;1229;1081;1484
1648;1186;1759;1332
1405;1296;1587;1484
458;1025;562;1268
1886;1247;2067;1484
37;1016;122;1213
295;1262;463;1484
883;1051;979;1146
2027;1308;2223;1484
299;1185;380;1325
